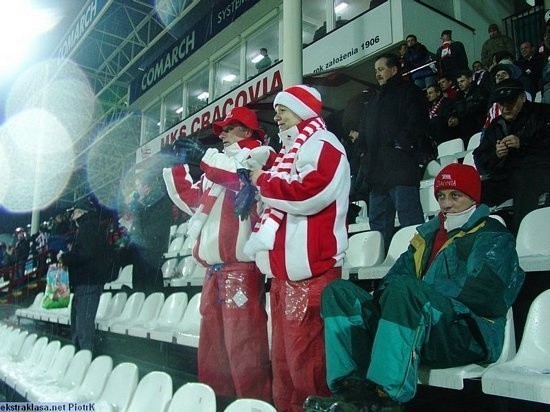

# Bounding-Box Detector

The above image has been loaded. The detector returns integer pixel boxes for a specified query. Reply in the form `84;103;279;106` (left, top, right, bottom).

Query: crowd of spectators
340;21;550;238
2;17;548;412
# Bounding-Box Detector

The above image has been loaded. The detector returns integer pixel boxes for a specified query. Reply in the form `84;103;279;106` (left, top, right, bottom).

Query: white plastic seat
516;207;550;272
342;231;384;279
357;225;419;280
100;292;144;332
36;354;113;402
126;371;173;412
95;292;113;321
26;349;92;402
419;307;515;390
176;222;188;237
5;340;61;388
146;292;189;342
224;398;277;412
1;336;48;382
467;132;482;151
489;214;506;227
15;344;76;397
165;236;185;258
482;289;550;403
351;200;368;224
119;292;165;336
0;329;28;360
106;264;133;290
162;259;178;279
188;264;207;286
423;159;443;179
174;257;197;281
94;362;139;412
180;236;195;256
174;293;202;347
462;151;476;168
171;258;206;287
15;292;44;319
96;291;128;329
437;138;465;159
0;332;37;364
419;178;440;218
168;382;216;412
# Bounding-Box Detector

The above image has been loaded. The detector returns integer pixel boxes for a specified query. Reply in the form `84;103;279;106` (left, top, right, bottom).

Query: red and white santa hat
273;85;322;120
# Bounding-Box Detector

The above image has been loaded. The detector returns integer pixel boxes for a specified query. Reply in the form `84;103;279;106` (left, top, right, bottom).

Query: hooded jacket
379;205;525;361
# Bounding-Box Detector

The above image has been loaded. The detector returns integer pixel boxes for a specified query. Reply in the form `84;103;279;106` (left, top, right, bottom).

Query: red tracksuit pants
270;268;341;412
198;262;272;402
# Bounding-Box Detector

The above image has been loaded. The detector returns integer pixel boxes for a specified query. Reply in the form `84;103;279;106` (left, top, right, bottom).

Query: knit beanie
273;85;322;120
434;163;481;203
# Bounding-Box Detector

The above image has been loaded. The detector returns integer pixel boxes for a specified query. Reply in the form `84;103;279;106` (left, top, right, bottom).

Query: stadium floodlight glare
197;91;209;101
222;74;237;82
0;1;61;75
251;54;263;64
335;2;348;13
176;107;184;114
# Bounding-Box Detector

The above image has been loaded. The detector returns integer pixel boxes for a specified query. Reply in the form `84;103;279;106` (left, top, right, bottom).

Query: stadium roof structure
52;0;205;205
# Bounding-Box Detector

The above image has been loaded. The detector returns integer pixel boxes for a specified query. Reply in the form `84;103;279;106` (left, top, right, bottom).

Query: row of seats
161;257;207;287
421;289;550;405
349;132;481;229
0;324;276;411
16;291;203;348
344;206;550;280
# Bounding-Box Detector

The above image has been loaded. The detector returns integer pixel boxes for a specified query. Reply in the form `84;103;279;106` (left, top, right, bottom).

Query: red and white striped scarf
243;117;326;257
429;96;445;119
440;41;452;59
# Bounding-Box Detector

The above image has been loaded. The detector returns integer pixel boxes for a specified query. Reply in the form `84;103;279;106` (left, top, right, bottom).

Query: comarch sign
129;0;261;103
135;2;392;164
57;0;108;60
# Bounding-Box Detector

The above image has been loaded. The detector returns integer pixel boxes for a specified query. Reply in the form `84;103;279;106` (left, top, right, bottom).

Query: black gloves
173;138;207;165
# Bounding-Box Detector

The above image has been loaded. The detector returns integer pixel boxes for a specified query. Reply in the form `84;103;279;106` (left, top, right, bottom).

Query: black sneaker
304;394;347;412
329;396;402;412
303;378;376;412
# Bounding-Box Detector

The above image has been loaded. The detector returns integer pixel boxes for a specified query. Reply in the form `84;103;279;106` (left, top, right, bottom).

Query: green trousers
321;278;486;403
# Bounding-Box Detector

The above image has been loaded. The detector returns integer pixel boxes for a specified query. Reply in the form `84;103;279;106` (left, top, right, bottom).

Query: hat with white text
434;163;481;203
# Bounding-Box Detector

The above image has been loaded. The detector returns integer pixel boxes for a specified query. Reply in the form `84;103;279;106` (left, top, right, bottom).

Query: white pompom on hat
273;85;322;120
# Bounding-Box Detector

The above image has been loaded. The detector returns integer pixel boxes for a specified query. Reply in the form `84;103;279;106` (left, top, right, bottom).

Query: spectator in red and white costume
163;106;275;403
247;85;351;412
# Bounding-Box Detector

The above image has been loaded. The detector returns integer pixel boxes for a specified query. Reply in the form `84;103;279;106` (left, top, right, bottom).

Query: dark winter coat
360;75;429;188
474;101;550;177
62;212;110;288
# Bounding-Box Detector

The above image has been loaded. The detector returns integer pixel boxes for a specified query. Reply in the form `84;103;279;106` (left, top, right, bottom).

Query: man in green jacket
305;163;525;412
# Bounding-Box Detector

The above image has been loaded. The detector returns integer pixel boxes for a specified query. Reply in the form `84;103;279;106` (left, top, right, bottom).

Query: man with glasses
163;106;275;403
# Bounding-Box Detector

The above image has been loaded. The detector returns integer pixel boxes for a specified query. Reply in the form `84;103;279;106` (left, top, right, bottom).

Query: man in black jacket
474;78;550;232
360;53;428;250
448;70;489;144
131;170;173;293
58;198;109;351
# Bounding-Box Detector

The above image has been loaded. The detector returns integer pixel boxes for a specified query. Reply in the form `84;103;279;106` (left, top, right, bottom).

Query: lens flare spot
0;109;74;212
